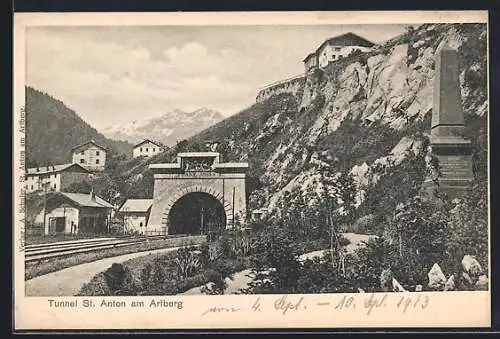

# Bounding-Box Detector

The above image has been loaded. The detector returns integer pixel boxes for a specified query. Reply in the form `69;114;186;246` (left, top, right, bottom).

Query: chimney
90;187;96;201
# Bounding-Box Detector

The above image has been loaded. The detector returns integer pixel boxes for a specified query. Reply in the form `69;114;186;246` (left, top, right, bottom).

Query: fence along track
24;235;190;263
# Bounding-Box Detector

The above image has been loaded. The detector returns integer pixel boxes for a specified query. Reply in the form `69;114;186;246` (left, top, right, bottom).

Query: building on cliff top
304;32;375;72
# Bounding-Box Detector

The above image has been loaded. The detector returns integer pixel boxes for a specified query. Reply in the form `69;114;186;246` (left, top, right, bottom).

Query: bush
443;183;489;275
245;226;300;293
77;273;112;296
173;247;201;279
103;263;138;295
348;214;379;234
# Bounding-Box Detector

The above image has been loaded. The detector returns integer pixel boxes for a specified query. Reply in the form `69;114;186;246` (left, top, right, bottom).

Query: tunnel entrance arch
147;152;248;235
167;191;227;235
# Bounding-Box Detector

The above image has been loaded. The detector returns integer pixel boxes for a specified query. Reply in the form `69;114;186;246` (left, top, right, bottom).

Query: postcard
13;10;491;330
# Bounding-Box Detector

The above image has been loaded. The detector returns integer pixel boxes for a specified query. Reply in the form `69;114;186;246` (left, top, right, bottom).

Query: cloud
26;30;257;128
25;25;406;130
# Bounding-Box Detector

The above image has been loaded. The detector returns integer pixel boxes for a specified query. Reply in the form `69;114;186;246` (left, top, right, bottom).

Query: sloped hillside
191;23;488;217
25;86;133;167
111;23;487;230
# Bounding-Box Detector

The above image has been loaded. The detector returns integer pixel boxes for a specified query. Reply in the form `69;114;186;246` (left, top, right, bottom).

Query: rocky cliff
190;23;487;223
115;23;487;231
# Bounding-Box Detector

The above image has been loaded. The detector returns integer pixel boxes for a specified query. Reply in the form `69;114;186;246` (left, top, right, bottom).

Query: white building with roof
71;139;108;171
133;139;165;158
25;163;90;194
37;191;114;235
118;199;153;235
304;32;375;71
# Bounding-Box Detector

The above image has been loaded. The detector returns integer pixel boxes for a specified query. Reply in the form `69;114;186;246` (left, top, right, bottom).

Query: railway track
24;235;186;262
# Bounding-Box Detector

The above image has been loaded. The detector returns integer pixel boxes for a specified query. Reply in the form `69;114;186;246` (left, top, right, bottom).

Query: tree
444;182;488;275
246;225;300;293
387;195;449;284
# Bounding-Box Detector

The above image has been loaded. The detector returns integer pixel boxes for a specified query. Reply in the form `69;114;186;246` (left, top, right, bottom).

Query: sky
26;24;407;130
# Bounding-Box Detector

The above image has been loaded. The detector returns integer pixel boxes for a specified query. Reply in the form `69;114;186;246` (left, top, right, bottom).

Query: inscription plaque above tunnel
147;152;248;235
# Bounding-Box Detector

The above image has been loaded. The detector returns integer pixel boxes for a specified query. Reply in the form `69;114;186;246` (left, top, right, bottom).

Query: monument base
421;178;473;201
422;138;473;200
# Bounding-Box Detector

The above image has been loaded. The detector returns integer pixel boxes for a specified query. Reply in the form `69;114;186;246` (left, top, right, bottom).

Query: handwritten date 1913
397;295;430;313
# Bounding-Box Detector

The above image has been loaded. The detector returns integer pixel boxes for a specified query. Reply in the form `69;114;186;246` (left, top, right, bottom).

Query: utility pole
200;204;205;235
42;181;48;236
232;186;236;229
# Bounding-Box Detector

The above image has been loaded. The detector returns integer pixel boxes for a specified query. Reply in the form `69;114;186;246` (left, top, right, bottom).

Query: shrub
443;182;489;275
77;273;112;296
230;229;254;257
384;196;448;284
173;247;201;279
246;226;300;293
139;263;153;290
102;263;138;295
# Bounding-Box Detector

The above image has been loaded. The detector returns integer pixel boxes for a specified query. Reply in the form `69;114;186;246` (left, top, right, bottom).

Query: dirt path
180;233;376;296
25;247;182;297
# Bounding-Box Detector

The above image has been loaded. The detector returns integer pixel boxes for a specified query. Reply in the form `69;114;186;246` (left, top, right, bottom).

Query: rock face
444;275;455;291
380;268;394;292
186;24;487;222
462;255;484;279
475;274;489;290
428;263;447;289
392;278;406;292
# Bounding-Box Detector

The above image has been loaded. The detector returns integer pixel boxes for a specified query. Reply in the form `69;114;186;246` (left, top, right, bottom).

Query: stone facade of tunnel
147;152;248;235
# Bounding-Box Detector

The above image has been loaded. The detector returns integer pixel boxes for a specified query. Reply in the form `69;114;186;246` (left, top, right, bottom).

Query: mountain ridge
117;22;487;225
25;86;134;167
100;107;224;146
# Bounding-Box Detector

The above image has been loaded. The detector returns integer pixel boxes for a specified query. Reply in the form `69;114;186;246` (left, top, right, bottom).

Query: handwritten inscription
200;293;431;316
202;306;242;316
274;295;305;314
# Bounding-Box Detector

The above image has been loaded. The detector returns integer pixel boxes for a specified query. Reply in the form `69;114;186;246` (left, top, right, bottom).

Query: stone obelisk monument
422;46;473;198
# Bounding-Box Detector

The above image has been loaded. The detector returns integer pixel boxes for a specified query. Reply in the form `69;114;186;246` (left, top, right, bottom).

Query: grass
77;249;252;296
25;233;115;245
25;235;206;280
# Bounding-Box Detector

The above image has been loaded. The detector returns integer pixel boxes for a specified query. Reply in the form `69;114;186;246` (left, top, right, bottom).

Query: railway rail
24;234;188;262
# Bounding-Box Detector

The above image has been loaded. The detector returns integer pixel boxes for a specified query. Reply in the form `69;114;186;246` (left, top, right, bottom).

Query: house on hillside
36;191;114;236
303;32;375;72
25;163;90;194
133;139;165;158
71;139;107;171
118;199;153;235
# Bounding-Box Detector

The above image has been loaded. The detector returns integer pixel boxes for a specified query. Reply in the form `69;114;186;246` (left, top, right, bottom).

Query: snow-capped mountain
100;107;224;146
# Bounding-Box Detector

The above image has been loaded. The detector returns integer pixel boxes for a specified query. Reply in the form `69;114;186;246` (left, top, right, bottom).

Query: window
335;47;341;51
30;185;33;190
140;222;143;227
146;148;148;152
96;150;100;156
80;159;85;164
80;151;84;155
153;148;156;152
96;159;100;164
140;147;143;152
53;184;56;189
